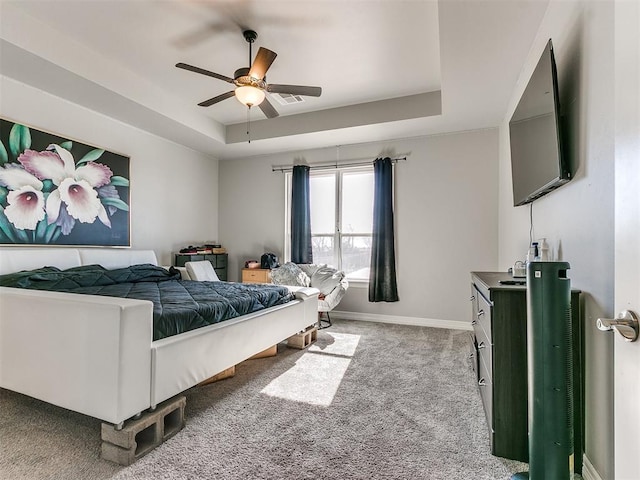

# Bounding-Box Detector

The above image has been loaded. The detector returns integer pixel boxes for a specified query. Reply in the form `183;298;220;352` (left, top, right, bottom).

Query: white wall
497;1;614;478
0;76;219;265
219;129;499;326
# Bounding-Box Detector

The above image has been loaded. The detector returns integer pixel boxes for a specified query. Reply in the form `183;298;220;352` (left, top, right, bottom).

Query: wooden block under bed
248;344;278;359
198;345;278;387
198;365;236;386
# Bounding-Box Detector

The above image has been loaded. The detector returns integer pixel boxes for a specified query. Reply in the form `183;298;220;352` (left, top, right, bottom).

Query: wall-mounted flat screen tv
509;39;571;206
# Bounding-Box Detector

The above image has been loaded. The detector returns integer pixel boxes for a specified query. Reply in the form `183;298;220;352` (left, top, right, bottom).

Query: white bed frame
0;248;318;426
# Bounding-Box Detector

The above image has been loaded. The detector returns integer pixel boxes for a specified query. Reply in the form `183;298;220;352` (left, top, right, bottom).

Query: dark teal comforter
0;264;294;340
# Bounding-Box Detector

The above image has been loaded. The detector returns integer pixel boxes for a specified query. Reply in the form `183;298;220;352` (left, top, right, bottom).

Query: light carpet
0;319;528;479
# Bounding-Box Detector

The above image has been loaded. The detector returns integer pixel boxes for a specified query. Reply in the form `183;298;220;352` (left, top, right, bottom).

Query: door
613;2;640;479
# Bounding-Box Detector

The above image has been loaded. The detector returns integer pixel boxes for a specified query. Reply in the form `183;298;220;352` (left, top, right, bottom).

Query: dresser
469;272;583;471
174;253;228;281
241;268;271;284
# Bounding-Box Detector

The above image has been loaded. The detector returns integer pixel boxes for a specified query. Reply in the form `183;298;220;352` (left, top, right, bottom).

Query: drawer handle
469;295;475;302
477;309;485;318
468;352;475;359
477;341;486;349
478;378;487;387
471;320;477;326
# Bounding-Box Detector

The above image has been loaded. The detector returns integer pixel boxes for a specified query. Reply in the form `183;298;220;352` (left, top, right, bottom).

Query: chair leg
318;311;332;329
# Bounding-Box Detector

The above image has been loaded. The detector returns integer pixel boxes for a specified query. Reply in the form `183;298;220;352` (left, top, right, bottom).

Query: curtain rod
271;156;407;173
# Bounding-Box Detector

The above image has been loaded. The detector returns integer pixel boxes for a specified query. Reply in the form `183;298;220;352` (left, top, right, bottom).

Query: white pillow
185;261;220;281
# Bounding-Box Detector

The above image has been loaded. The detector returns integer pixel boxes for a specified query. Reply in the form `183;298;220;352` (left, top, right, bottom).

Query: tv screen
509;39;570;206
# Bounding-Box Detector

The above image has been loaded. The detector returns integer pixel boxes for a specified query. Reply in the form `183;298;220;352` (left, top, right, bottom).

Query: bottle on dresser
538;238;550;261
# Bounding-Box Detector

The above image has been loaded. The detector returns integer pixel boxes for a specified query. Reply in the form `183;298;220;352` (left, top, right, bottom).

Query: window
285;167;373;281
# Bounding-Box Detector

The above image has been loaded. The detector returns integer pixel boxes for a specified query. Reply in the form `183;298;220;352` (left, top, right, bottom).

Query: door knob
596;310;639;342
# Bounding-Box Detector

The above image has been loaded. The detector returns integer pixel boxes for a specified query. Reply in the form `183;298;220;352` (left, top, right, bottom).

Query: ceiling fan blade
258;98;280;119
198;91;236;107
176;63;234;84
249;47;277;80
267;84;322;97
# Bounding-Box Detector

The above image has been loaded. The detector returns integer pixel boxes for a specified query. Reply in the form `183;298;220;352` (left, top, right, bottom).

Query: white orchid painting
0;119;130;246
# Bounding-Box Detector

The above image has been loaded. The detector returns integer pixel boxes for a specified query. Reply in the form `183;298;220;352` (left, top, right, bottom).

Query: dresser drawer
474;322;492;381
174;254;204;267
468;333;478;378
472;284;493;342
204;254;227;268
478;353;493;432
214;267;227;281
242;268;271;284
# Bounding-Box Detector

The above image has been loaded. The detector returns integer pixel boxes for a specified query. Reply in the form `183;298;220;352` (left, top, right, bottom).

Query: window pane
312;235;335;267
310;175;335;234
342;171;373;233
341;235;371;277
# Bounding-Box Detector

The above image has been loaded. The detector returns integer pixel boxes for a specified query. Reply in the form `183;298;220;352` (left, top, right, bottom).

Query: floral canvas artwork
0;118;130;246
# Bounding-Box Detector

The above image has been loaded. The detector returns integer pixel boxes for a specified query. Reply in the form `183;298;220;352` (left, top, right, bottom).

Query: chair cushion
297;264;326;278
185;261;220;281
270;262;310;287
310;266;345;295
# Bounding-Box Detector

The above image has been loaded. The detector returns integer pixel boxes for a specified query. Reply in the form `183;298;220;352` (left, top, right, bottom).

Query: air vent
273;93;305;106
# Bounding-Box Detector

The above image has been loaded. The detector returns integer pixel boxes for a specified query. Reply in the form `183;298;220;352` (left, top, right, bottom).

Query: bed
0;248;318;427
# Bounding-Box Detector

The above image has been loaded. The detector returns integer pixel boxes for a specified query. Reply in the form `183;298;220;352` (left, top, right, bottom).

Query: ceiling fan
176;29;322;119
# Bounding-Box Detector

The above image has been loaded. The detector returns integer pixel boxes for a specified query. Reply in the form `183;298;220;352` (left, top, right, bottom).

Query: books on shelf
178;247;226;255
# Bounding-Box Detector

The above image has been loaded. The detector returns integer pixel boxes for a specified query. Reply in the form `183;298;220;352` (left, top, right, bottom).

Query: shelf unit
174;253;228;281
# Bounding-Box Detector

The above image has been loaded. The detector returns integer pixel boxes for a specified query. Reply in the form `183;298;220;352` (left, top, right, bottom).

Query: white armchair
271;262;349;328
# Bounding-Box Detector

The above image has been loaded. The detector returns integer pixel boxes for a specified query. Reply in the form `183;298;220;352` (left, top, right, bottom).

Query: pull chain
246;106;251;143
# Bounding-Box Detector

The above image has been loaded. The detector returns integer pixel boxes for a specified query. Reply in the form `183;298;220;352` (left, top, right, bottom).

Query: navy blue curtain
369;157;399;302
291;165;313;264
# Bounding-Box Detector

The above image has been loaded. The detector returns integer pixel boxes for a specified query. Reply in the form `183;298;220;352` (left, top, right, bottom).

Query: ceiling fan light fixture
235;86;266;107
176;29;320;118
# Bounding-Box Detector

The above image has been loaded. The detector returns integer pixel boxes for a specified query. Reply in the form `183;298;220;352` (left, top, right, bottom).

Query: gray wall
219;130;499;326
497;1;614;478
0;76;219;265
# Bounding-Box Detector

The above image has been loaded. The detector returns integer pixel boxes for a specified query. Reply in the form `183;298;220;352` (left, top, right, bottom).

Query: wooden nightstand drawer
241;268;271;284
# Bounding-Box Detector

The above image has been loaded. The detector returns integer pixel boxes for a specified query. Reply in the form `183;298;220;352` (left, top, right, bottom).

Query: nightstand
241;268;271;284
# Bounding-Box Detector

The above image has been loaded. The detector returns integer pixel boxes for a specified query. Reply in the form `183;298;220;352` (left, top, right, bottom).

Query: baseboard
331;310;472;331
581;455;604;480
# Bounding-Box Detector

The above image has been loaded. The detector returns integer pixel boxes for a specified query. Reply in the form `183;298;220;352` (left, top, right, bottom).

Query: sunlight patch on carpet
308;332;361;357
260;333;361;406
